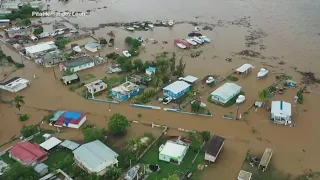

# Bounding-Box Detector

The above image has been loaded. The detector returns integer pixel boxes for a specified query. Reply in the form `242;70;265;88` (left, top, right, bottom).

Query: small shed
42;133;51;140
237;170;252;180
145;66;156;76
211;83;242;104
254;101;264;108
180;75;198;84
34;163;49;176
159;141;188;165
236;64;254;75
60;140;80;151
271;101;292;124
85;42;101;52
163;81;191;99
205;135;225;163
285;79;297;88
61;74;80;85
40;137;62;151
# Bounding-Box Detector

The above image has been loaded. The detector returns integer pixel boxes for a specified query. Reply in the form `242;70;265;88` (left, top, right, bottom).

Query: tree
14;94;25;112
169;55;176;73
108;113;129;135
54;38;71;50
258;89;270;103
1;163;39;180
20;125;38;138
200;131;211;142
152;69;164;88
163;173;180;180
191;101;204;114
125;36;133;45
123;150;138;168
188;132;202;151
127;137;142;151
33;27;43;35
121;58;133;72
83;127;104;142
175;57;186;77
133;59;144;72
99;38;107;45
104;167;123;180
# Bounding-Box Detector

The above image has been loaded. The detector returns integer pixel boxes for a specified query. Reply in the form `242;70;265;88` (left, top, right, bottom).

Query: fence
163;108;212;117
87;97;119;104
130;104;161;110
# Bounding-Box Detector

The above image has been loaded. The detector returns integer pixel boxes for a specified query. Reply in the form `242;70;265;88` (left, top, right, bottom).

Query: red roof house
9;141;48;166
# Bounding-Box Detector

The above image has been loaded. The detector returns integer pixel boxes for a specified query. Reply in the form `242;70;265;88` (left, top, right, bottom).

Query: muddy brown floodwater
0;0;320;179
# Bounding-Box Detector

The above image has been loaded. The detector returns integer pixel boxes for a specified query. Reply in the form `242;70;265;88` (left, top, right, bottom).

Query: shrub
227;75;238;81
19;114;29;121
83;127;104;142
33;27;43;35
297;91;304;104
108;113;129;135
20;125;38;138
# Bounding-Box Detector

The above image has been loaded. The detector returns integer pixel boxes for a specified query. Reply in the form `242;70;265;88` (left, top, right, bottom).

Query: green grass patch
207;91;244;107
29;135;45;144
81;74;96;81
103;76;126;89
140;140;205;179
44;150;73;172
68;83;84;92
0;153;16;165
226;75;239;81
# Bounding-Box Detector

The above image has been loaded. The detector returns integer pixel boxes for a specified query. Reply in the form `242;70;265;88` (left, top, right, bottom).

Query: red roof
9;142;47;164
55;111;86;126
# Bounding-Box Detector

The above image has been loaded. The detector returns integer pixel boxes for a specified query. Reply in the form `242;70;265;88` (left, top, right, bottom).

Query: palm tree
14;95;25;112
258;89;270;103
127;138;142;151
152;69;164;89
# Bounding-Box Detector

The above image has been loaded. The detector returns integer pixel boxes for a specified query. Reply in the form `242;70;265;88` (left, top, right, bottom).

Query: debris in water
236;50;264;59
190;51;202;58
245;29;268;48
298;71;320;84
278;61;285;65
202;25;213;31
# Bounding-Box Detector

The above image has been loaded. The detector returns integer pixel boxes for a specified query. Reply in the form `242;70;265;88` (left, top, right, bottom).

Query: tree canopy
14;94;25;111
33;27;44;35
83;127;104;142
108;113;129;135
104;167;123;180
20;125;38;138
54;38;71;50
1;163;39;180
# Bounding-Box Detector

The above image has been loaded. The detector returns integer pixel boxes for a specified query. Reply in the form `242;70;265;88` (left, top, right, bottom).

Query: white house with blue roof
145;66;156;76
271;101;292;125
163;81;191;99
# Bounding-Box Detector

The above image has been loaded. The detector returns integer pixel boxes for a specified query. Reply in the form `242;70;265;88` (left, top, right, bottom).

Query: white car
122;50;132;57
163;96;173;105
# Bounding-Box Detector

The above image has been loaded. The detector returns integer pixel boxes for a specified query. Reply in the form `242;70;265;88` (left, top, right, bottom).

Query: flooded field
0;0;320;179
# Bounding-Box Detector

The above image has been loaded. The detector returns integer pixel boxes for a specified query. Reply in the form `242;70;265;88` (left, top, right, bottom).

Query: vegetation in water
108;113;130;135
19;113;29;121
20;125;38;138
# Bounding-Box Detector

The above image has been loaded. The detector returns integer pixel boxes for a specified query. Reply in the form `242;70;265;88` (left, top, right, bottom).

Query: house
235;64;254;75
145;66;156;76
50;111;87;129
237;170;252;180
73;140;119;175
25;41;58;57
179;75;198;84
159;139;189;165
0;19;10;28
85;42;101;52
84;79;107;96
60;140;80;151
4;26;33;38
59;57;95;72
111;81;142;101
9;141;48;166
40;137;62;151
205;135;225;163
271;101;292;125
39;169;73;180
35;50;65;67
210;83;241;104
34;163;49;176
1;2;23;10
61;74;80;85
163;81;191;99
0;77;30;93
285;79;297;88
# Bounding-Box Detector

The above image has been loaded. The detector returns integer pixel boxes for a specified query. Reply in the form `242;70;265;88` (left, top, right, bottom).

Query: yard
44;149;74;173
140;136;205;180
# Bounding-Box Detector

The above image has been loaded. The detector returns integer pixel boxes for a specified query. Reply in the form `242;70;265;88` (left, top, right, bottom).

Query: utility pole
52;67;57;79
236;106;239;120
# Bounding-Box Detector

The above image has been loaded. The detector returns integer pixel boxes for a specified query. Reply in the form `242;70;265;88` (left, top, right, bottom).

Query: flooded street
0;0;320;179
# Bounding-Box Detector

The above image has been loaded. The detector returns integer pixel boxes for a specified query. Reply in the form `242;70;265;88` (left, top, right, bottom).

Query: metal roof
63;57;94;69
61;74;79;82
34;163;48;173
236;64;254;73
211;83;242;100
25;41;57;54
40;137;62;151
271;101;291;116
181;75;198;83
73;140;119;173
163;81;191;94
160;141;187;158
60;140;80;151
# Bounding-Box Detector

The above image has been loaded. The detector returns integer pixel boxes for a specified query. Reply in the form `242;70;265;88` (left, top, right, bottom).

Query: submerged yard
140;137;205;179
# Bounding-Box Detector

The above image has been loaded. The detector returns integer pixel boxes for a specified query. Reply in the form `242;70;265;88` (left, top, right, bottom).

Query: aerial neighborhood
0;0;316;180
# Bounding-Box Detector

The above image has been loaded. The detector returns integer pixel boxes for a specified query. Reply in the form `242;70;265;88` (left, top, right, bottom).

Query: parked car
163;96;173;105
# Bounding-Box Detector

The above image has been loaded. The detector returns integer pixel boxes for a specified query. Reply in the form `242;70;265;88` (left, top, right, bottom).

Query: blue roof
50;111;66;122
63;111;82;119
86;42;100;48
146;66;156;73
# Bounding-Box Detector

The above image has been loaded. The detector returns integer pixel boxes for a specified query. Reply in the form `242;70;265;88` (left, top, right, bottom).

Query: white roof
160;141;187;158
236;64;254;73
271;101;291;116
60;140;80;151
42;133;51;138
84;79;106;89
163;81;191;94
211;83;242;99
73;140;119;173
40;137;62;151
25;41;57;54
182;75;198;83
